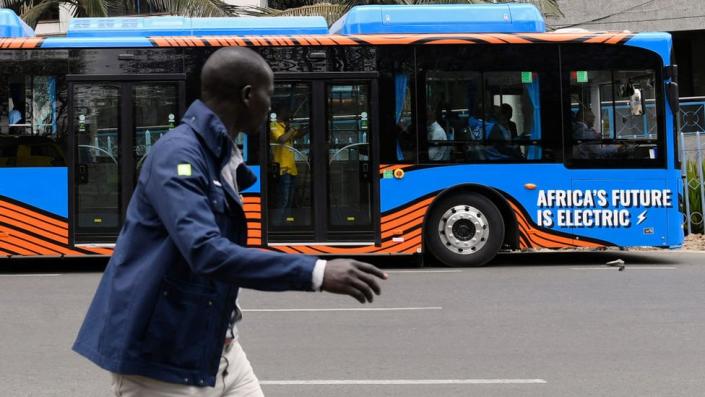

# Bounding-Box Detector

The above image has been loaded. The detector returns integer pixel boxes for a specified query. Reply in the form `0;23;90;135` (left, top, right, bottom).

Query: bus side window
378;48;417;164
1;50;68;168
422;70;542;163
567;69;659;163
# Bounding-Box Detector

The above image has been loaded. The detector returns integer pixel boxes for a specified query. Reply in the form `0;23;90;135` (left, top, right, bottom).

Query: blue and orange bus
0;4;684;266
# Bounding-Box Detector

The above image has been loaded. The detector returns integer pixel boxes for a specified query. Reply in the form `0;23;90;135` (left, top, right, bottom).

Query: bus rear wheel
425;192;505;267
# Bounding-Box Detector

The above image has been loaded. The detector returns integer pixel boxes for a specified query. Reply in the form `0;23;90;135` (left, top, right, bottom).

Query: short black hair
200;47;272;103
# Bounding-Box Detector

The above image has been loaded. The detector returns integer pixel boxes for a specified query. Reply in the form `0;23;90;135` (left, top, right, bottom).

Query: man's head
499;103;513;120
201;47;274;135
274;106;290;123
426;107;437;125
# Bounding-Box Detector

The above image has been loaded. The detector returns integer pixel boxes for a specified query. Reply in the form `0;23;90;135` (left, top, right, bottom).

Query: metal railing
679;97;705;234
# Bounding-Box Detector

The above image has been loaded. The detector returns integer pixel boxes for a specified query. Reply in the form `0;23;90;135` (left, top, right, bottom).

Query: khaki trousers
111;341;264;397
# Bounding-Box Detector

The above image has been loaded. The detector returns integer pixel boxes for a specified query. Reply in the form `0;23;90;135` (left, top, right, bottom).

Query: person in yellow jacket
270;107;301;221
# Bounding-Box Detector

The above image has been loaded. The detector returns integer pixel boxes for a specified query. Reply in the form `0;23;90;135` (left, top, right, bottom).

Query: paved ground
1;251;704;396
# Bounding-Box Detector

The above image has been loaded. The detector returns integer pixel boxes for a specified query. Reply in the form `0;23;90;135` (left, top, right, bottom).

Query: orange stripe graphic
152;37;169;47
378;164;414;175
141;33;634;49
426;39;475;45
0;213;67;243
0;241;38;256
605;33;628;44
329;36;359;46
381;209;425;237
0;207;67;238
491;33;532;44
243;204;261;212
0;226;84;255
585;36;609;44
381;197;434;223
270;227;424;255
82;247;114;255
244;212;261;220
1;236;50;255
508;200;605;249
0;200;67;228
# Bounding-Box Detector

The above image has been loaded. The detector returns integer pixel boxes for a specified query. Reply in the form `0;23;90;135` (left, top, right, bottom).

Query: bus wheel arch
422;184;518;267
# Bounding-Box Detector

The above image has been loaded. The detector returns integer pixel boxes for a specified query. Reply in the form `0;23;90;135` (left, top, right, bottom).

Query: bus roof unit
0;9;35;37
329;4;546;35
67;15;328;37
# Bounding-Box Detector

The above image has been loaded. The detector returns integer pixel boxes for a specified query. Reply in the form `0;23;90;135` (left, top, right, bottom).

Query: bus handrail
78;144;118;165
330;142;369;164
269;143;311;169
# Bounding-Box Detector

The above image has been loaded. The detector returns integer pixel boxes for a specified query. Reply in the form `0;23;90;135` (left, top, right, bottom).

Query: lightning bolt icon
637;210;648;225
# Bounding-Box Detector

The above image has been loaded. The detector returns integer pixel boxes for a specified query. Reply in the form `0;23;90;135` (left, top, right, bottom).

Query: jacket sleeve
143;136;316;291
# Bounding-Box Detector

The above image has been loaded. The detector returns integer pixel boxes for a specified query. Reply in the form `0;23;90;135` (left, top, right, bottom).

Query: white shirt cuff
311;259;327;291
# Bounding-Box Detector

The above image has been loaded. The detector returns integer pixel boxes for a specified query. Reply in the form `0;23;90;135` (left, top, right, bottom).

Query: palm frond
231;2;350;25
19;0;61;26
74;0;109;17
234;0;562;24
0;0;29;8
410;0;484;4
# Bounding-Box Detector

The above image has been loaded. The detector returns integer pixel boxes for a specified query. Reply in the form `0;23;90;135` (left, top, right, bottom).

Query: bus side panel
380;164;683;250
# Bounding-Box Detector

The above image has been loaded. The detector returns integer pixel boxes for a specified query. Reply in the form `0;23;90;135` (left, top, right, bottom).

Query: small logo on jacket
177;163;192;177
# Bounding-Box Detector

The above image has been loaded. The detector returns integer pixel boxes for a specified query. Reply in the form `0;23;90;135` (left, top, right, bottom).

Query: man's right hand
321;259;388;304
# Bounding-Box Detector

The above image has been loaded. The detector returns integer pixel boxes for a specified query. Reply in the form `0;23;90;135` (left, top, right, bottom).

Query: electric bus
0;4;683;266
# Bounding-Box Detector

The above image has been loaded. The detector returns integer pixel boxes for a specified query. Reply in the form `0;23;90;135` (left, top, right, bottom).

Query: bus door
70;79;184;243
265;78;379;244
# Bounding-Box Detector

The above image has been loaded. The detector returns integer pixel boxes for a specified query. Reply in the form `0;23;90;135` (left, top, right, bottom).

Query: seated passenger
427;109;451;161
499;103;518;139
572;108;623;159
487;105;523;160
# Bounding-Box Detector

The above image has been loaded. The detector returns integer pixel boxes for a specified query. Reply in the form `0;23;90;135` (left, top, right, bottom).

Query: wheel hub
438;205;489;255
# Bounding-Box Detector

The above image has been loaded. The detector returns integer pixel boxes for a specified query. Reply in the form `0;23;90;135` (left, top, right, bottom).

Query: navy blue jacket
73;100;317;387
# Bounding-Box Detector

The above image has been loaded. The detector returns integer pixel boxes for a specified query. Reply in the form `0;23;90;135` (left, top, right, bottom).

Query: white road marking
0;274;62;277
386;270;464;273
242;307;442;312
261;379;547;385
570;267;676;270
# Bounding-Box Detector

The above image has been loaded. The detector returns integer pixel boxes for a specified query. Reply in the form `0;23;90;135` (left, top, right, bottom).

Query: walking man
73;47;387;396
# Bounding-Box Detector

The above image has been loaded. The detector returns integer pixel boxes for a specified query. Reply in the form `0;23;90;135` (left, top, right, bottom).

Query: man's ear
241;84;253;107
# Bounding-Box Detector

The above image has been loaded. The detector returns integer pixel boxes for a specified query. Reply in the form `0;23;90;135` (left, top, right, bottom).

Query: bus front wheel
425;192;505;267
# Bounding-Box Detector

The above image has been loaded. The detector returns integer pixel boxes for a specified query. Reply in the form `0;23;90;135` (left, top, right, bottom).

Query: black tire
424;192;505;267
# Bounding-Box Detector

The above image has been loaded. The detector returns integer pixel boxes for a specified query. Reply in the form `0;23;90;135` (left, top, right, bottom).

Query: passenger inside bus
270;106;301;221
485;105;524;160
499;103;518;139
427;107;451;161
571;107;624;159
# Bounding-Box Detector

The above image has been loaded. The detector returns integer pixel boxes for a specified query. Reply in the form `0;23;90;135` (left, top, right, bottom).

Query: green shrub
685;159;705;234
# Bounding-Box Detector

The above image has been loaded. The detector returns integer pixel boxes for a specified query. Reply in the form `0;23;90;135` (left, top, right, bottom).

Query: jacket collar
181;99;258;196
182;100;231;161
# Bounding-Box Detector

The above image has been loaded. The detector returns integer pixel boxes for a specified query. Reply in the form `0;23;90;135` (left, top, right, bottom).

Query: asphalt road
1;250;705;397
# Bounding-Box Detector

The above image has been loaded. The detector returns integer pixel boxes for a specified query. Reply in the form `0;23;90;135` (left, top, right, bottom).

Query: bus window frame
560;44;668;169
